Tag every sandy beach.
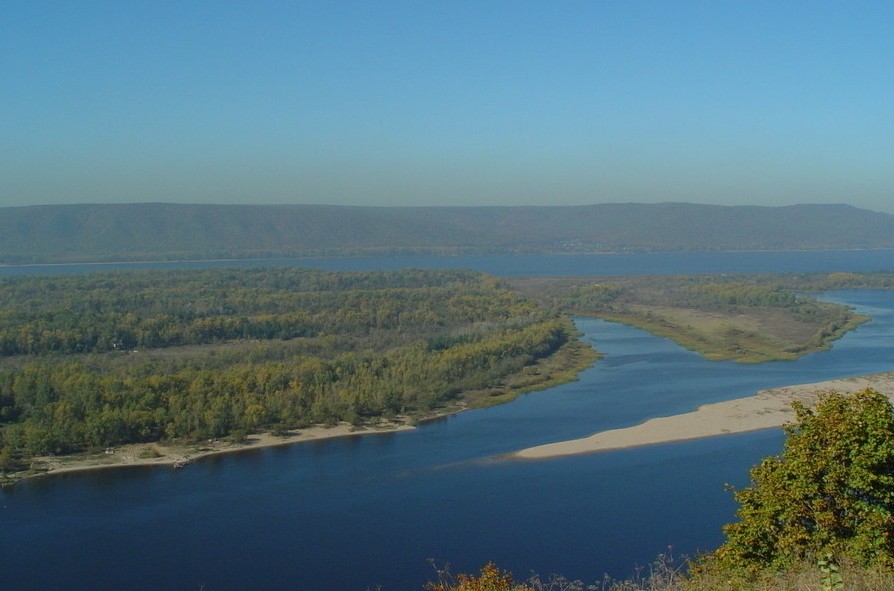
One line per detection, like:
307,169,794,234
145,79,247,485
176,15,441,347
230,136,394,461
16,372,894,481
21,421,415,481
513,372,894,460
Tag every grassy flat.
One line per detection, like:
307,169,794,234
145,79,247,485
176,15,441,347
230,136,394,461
508,273,873,364
598,304,867,363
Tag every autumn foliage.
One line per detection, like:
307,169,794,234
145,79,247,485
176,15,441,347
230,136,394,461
425,562,533,591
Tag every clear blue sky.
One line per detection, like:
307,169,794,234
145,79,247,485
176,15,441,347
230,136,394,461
3,1,893,212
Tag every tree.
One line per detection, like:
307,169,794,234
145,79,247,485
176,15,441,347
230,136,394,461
0,443,17,473
712,388,894,571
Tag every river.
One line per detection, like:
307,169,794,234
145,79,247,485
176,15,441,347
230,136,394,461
1,252,894,590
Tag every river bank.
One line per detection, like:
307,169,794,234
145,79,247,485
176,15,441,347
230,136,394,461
512,372,894,459
15,371,894,481
3,421,415,485
0,337,597,487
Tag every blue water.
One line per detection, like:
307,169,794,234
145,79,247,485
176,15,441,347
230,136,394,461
1,254,894,590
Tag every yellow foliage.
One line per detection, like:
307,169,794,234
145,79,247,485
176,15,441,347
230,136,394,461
425,562,533,591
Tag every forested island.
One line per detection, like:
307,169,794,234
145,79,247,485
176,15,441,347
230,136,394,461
0,267,594,481
0,266,886,483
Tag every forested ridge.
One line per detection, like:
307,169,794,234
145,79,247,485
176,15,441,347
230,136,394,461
2,202,894,263
0,268,587,473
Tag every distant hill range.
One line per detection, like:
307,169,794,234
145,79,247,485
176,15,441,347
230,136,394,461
1,202,893,263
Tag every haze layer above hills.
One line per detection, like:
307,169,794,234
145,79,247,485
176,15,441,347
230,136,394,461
1,202,892,263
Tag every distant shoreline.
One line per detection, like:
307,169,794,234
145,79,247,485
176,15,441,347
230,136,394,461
511,372,894,460
3,246,893,269
0,256,306,269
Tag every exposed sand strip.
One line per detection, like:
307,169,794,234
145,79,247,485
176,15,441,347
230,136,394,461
18,374,894,481
24,422,415,481
513,372,894,460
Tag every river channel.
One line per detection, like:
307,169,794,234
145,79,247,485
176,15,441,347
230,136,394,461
2,252,894,590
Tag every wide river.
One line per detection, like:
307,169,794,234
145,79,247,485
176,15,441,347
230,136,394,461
2,251,894,590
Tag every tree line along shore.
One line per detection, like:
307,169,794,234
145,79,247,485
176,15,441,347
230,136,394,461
0,267,596,483
2,267,892,484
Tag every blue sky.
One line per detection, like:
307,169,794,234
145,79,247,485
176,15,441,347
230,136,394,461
3,1,893,212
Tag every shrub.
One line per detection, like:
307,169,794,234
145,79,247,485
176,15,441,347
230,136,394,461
710,388,894,572
426,562,533,591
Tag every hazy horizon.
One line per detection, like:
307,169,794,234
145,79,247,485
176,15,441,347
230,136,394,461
0,200,890,215
4,3,894,214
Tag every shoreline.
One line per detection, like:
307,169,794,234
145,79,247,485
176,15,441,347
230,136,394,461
6,421,416,485
3,246,891,266
10,372,894,483
1,336,594,487
511,372,894,460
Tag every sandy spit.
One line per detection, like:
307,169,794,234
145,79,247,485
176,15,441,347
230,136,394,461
512,372,894,460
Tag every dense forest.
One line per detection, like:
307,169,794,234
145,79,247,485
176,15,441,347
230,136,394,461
0,268,588,473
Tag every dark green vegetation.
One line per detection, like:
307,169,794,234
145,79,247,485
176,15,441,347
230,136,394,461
427,390,894,591
0,268,593,476
713,389,894,572
509,273,880,362
690,388,894,591
2,202,894,263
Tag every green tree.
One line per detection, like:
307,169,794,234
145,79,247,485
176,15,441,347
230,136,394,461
0,442,18,472
713,388,894,572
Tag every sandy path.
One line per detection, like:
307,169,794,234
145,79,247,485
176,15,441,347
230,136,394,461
512,372,894,460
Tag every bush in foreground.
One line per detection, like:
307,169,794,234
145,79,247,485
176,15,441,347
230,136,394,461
708,388,894,572
427,555,894,591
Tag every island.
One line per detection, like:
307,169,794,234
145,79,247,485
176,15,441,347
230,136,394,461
0,267,595,484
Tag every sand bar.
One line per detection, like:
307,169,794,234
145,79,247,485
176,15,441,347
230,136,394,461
513,372,894,460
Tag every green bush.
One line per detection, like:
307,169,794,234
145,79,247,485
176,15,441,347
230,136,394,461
711,388,894,572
